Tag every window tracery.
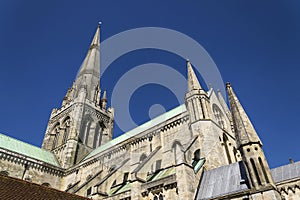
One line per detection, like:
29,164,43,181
212,104,226,129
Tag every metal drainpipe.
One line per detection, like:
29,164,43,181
21,163,29,180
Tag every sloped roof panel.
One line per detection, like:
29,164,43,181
85,104,187,160
196,161,249,200
271,161,300,183
0,133,59,167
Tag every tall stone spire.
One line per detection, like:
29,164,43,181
226,83,279,194
75,23,101,102
226,82,262,148
42,24,114,168
187,59,202,91
185,60,211,125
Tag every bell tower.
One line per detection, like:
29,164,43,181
42,24,114,168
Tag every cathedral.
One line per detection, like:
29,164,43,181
0,25,299,200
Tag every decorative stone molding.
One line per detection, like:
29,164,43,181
141,174,177,194
161,116,189,132
278,180,300,195
49,106,73,123
84,106,110,124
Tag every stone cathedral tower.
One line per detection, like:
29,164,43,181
1,24,300,200
42,24,114,168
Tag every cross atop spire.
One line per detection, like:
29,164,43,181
226,83,262,148
187,59,202,92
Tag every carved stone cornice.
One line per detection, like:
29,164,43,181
84,106,110,124
277,179,300,195
160,115,189,132
141,174,176,193
49,105,73,124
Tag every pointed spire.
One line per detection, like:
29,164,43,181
226,83,262,148
187,59,202,92
74,24,101,101
77,24,100,77
90,22,101,48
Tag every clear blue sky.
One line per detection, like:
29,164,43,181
0,1,299,168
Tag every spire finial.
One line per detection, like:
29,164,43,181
226,82,231,88
102,90,107,101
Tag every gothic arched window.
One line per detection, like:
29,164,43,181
62,117,71,144
212,104,226,129
79,115,93,145
93,123,101,148
51,123,60,149
172,141,183,165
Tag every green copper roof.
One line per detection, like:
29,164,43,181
85,104,186,160
194,158,206,174
108,185,122,196
108,182,131,196
0,133,60,167
147,167,176,182
115,182,131,194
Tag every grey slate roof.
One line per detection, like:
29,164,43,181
271,161,300,183
195,161,249,200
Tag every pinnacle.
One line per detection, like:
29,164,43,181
187,60,202,91
226,83,262,148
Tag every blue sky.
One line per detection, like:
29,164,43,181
0,1,299,168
